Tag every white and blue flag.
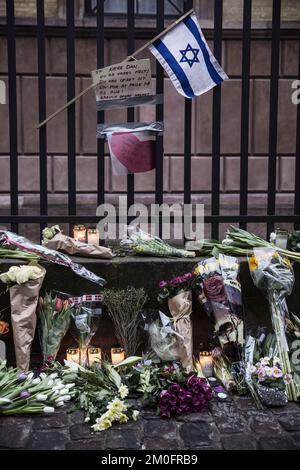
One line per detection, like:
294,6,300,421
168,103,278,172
149,12,228,98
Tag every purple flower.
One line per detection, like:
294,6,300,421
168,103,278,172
18,372,28,382
192,395,206,410
168,384,182,395
183,272,192,281
214,386,226,395
20,390,31,399
158,280,168,289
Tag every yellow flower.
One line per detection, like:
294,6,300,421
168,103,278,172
118,384,129,399
248,256,258,272
118,413,129,424
107,398,127,414
92,414,112,431
132,410,140,421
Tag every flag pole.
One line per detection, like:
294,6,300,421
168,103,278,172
36,8,194,129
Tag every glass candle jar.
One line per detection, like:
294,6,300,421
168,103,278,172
88,346,102,365
199,351,213,378
73,224,86,242
275,228,289,250
87,228,99,246
66,347,80,364
111,347,125,366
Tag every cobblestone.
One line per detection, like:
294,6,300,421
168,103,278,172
0,400,299,450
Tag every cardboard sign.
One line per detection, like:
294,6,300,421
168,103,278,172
91,59,152,102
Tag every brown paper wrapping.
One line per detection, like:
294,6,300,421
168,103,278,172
45,233,113,259
10,265,46,371
168,290,193,372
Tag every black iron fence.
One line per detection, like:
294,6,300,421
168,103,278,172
1,0,300,240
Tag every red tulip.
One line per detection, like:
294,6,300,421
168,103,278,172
54,298,63,312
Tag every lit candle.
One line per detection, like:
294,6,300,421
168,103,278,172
199,351,213,378
73,224,86,242
66,347,79,364
88,346,102,365
111,347,125,365
87,228,99,246
275,228,289,249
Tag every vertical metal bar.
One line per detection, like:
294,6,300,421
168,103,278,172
239,0,252,230
6,0,18,233
267,0,281,235
97,0,105,206
294,40,300,229
211,0,223,240
37,0,47,234
155,0,164,237
66,0,76,218
183,0,193,208
127,0,135,212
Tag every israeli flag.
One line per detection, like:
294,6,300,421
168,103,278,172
149,13,228,98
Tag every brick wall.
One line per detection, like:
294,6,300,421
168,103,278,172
0,2,299,240
0,0,59,17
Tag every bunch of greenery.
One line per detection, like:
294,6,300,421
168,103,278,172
103,287,148,357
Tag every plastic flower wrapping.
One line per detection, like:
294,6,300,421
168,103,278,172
0,263,46,371
194,255,244,361
248,248,299,401
157,272,194,372
38,291,74,365
143,310,182,362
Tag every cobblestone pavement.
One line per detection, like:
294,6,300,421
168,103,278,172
0,397,300,450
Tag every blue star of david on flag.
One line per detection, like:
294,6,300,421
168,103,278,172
179,43,200,68
149,12,228,98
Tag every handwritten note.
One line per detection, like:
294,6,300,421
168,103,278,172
91,59,152,102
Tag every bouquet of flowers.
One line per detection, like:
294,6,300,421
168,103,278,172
212,347,237,393
103,287,148,357
0,360,75,416
70,295,103,367
158,374,212,418
61,358,140,431
136,356,188,406
251,355,290,407
38,291,73,365
42,225,113,259
0,230,106,286
194,254,244,365
0,263,46,371
249,247,298,401
157,272,194,371
120,227,196,258
142,310,183,362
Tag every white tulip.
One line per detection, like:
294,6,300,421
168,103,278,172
32,377,41,385
53,384,64,391
49,373,58,379
58,395,71,402
46,379,54,387
55,401,65,407
27,372,34,380
0,398,12,404
43,406,55,414
36,394,48,401
65,383,75,390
